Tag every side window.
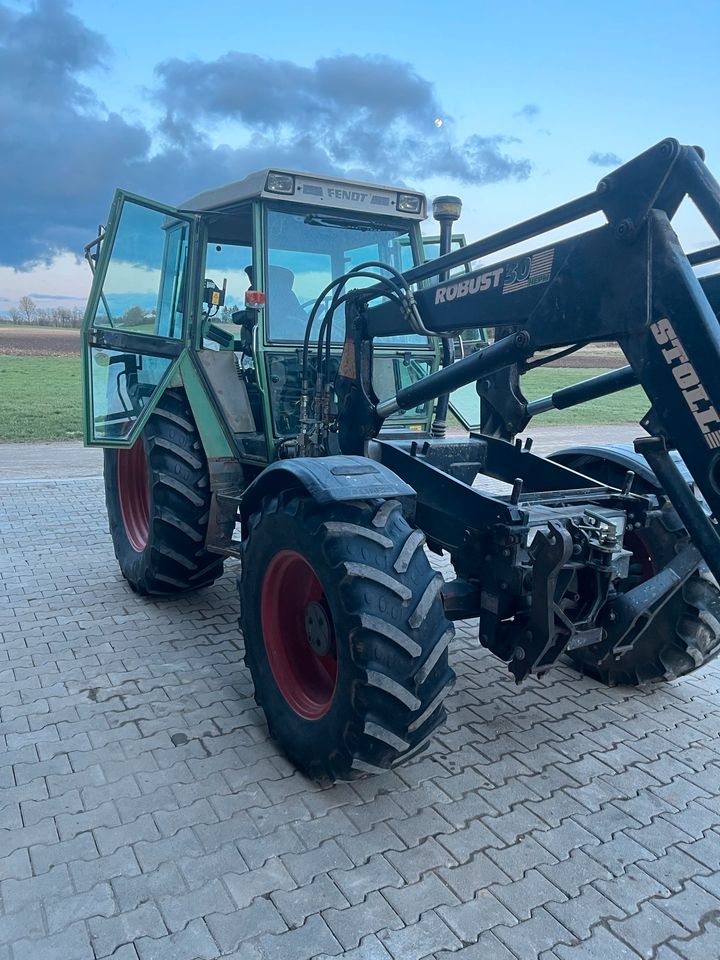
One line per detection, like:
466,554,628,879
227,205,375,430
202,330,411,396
84,197,191,444
155,226,188,338
205,242,252,321
93,203,188,338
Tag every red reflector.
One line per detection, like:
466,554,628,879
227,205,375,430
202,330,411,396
245,290,266,307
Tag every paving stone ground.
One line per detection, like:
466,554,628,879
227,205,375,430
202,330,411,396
1,430,719,960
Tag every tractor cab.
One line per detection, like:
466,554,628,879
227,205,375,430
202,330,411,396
82,168,477,464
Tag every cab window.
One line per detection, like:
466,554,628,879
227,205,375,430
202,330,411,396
265,208,418,343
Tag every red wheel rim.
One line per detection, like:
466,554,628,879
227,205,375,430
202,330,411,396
261,550,338,719
117,441,150,552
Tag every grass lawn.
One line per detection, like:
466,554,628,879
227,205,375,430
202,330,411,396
0,356,83,441
0,355,647,442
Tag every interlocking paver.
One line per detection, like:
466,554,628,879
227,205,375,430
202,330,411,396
485,835,556,880
13,920,94,960
652,878,720,933
30,830,98,873
133,827,204,872
1,862,72,912
382,873,459,925
88,901,167,957
3,446,720,960
436,891,517,940
324,891,404,950
376,910,462,960
0,817,58,857
0,903,46,944
438,849,511,897
112,861,187,911
670,918,720,959
45,881,117,932
545,884,625,940
284,837,354,883
554,928,646,958
490,868,567,921
20,788,82,826
255,913,343,960
224,857,295,909
608,902,689,959
206,898,287,953
494,908,576,959
536,848,612,897
159,876,235,931
331,853,404,905
57,800,121,839
135,918,219,960
70,844,141,891
272,873,349,927
0,847,32,883
384,836,454,883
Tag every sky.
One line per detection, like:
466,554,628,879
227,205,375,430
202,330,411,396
1,0,719,312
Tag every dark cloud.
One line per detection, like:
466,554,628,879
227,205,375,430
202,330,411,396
0,0,151,266
155,53,435,135
588,151,623,167
514,104,540,121
153,51,531,188
0,2,532,269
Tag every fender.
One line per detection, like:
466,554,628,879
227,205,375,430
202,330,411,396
240,455,416,528
549,443,692,492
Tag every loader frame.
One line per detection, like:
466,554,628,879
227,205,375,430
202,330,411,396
319,138,720,679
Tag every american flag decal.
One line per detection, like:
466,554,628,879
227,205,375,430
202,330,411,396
705,429,720,450
503,248,555,295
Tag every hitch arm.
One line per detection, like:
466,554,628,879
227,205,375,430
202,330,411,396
600,542,702,664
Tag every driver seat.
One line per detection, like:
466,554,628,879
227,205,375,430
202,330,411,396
267,265,307,339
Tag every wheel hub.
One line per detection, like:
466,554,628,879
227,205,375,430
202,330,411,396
305,601,331,656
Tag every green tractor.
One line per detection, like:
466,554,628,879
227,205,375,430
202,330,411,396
82,170,473,778
82,143,720,780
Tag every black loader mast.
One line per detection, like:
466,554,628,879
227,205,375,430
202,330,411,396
336,139,720,587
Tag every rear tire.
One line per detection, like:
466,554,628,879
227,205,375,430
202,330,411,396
104,389,224,595
239,492,455,780
553,455,720,684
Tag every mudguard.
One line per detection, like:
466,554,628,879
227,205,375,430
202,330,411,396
550,442,692,491
240,455,416,526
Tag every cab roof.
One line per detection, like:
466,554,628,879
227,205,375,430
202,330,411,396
179,168,427,220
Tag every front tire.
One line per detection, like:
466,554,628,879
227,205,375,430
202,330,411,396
104,390,224,595
239,492,455,780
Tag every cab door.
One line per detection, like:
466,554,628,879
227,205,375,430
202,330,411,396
82,191,196,446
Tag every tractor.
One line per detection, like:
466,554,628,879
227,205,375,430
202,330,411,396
81,139,720,780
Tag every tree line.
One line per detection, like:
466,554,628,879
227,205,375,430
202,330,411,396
4,296,85,327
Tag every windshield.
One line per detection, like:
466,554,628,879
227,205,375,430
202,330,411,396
265,208,419,343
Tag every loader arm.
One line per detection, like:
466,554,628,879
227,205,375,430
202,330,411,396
336,139,720,586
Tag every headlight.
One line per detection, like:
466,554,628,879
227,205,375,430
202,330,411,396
266,173,295,194
397,193,422,214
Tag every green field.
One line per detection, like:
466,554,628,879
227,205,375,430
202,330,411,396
0,355,648,442
0,356,83,441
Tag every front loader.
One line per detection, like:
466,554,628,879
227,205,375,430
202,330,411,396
82,140,720,780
